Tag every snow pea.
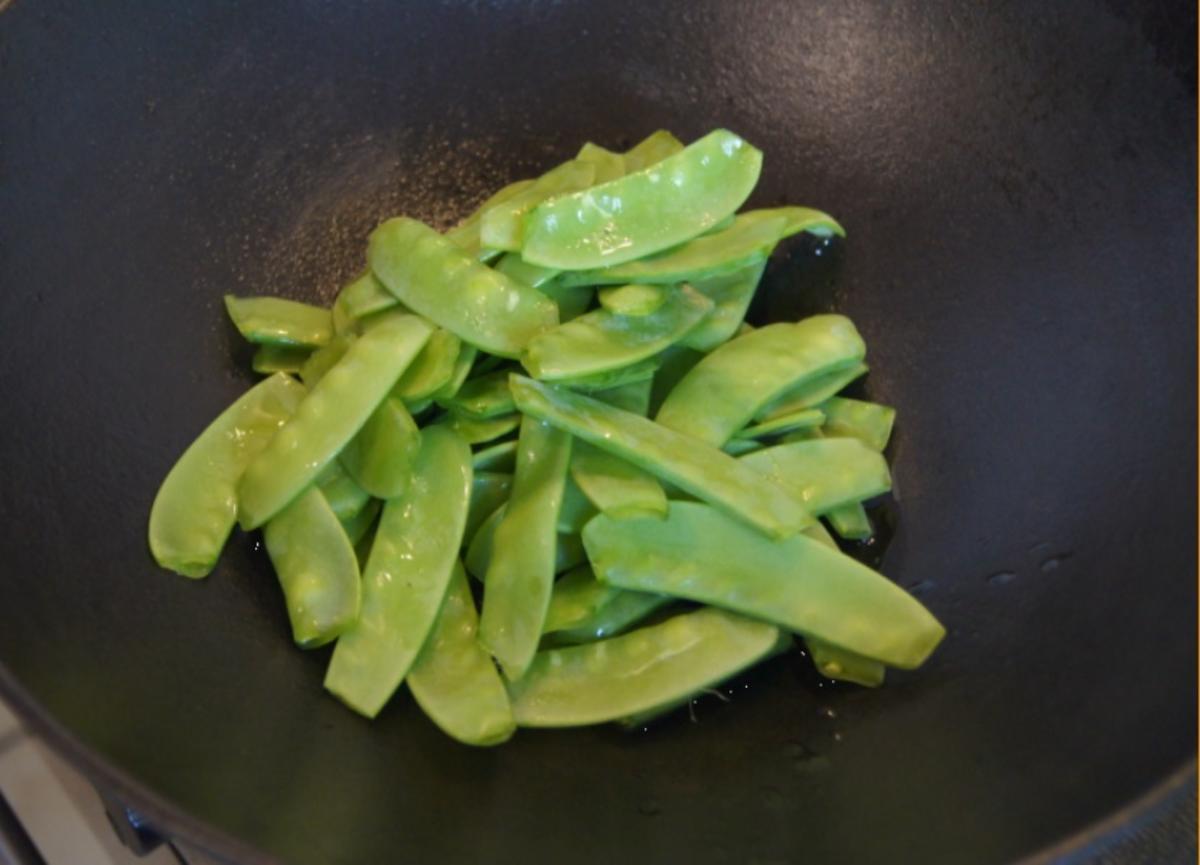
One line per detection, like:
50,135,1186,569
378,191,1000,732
439,410,520,446
544,590,671,646
339,496,381,547
584,502,944,669
437,370,513,418
510,375,811,539
827,502,873,540
369,217,559,358
224,295,333,348
471,440,517,473
656,316,866,445
734,408,825,441
576,142,626,183
392,329,462,402
263,487,361,648
478,417,573,680
721,438,764,457
298,333,354,387
340,272,399,320
593,377,653,416
237,315,434,529
521,129,763,270
149,373,305,578
570,442,667,519
521,283,712,381
331,291,355,337
541,565,669,646
338,397,421,499
445,178,536,261
756,362,869,420
740,438,891,515
494,256,595,323
556,532,588,574
466,471,513,541
316,460,371,522
509,607,782,727
820,396,896,451
481,159,596,252
597,283,667,316
467,504,583,579
324,426,473,718
648,344,704,414
621,129,684,172
551,354,660,392
430,343,477,402
682,260,768,352
558,474,598,534
251,344,311,375
406,564,516,746
494,253,560,289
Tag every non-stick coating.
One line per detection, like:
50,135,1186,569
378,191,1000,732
0,2,1194,864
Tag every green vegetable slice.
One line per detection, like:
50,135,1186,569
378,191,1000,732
820,396,896,451
826,501,874,540
251,344,311,375
224,295,333,348
481,159,596,252
756,362,869,420
471,440,517,472
570,442,667,519
445,179,536,261
734,408,826,441
338,397,421,499
465,471,513,540
339,272,400,321
621,130,685,172
740,437,892,515
576,142,626,183
439,410,520,446
392,328,462,402
437,370,513,418
681,261,768,352
597,283,667,316
298,333,354,387
316,460,371,522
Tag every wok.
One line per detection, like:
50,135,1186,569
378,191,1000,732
0,1,1194,863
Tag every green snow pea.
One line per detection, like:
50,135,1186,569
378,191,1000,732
439,410,521,446
324,426,473,718
340,272,400,320
224,295,333,348
826,502,873,540
299,333,354,387
558,474,598,534
522,283,712,381
466,471,513,541
391,328,462,402
597,283,667,316
263,487,361,647
734,408,826,441
576,142,626,183
493,255,595,323
681,260,768,352
339,497,381,547
521,129,763,270
510,375,811,539
648,344,704,414
406,563,516,746
480,159,596,252
584,502,944,668
740,438,891,515
316,460,371,522
369,217,558,358
338,397,421,499
541,565,670,646
478,417,573,680
593,377,653,415
656,316,866,445
331,291,355,337
149,373,305,578
570,442,668,519
437,370,513,418
820,396,896,451
544,592,671,646
621,130,684,172
445,178,537,261
471,440,517,472
721,438,764,457
494,253,560,289
467,505,583,580
556,532,588,573
237,315,433,529
757,362,869,420
430,343,478,402
509,607,782,727
551,354,660,392
251,344,311,375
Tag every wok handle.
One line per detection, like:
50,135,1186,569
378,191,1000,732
0,788,46,865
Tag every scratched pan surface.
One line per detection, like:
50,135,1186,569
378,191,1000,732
0,2,1194,864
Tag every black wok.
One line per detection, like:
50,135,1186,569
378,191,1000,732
0,2,1195,863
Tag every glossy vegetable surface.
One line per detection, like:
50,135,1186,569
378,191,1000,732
224,295,333,348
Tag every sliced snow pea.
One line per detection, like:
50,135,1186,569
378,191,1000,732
437,370,513,418
149,374,305,578
621,129,684,172
406,563,516,746
494,253,560,289
593,376,653,415
467,504,582,580
340,272,400,320
263,487,360,648
251,344,311,375
471,440,517,472
430,343,477,402
757,362,869,420
570,442,667,519
522,283,712,381
544,590,671,646
597,283,667,316
481,159,596,251
682,260,768,352
576,142,626,183
316,460,371,522
781,427,824,444
820,396,896,451
649,344,704,414
392,329,462,402
656,316,866,445
585,502,944,668
324,426,472,718
551,354,660,392
224,295,333,348
494,257,595,324
478,417,573,680
237,315,434,529
338,397,421,499
541,566,619,636
369,217,558,358
445,178,537,261
721,438,764,457
466,471,513,541
826,502,873,540
521,129,763,270
558,474,598,534
331,291,355,337
299,333,354,387
734,408,825,441
439,410,520,446
339,496,381,547
510,375,811,539
509,607,782,727
740,438,891,515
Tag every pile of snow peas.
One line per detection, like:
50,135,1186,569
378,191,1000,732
149,129,943,746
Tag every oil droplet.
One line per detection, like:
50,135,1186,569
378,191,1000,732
987,570,1017,586
637,801,662,817
832,731,844,743
817,706,838,720
1040,553,1071,572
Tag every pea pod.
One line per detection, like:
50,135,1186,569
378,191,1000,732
445,178,536,261
597,283,666,315
324,426,473,718
593,376,653,416
406,564,516,746
149,374,305,578
263,487,361,648
392,329,462,402
509,375,811,539
576,142,626,183
740,438,891,515
681,261,768,352
821,396,896,451
522,283,712,381
316,460,371,522
369,217,558,358
494,253,560,290
237,315,434,529
542,566,670,645
471,440,517,473
509,607,782,727
648,344,704,414
439,410,520,446
721,438,764,457
224,295,333,348
478,417,573,680
340,272,400,320
583,502,944,669
429,343,478,402
521,129,763,270
251,344,311,375
656,316,866,445
551,354,660,392
465,471,513,540
466,505,585,580
570,442,667,519
338,397,421,499
481,159,596,251
299,333,354,387
437,370,513,418
826,502,873,540
757,363,869,420
339,497,381,547
621,129,684,172
734,408,825,441
558,474,598,534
